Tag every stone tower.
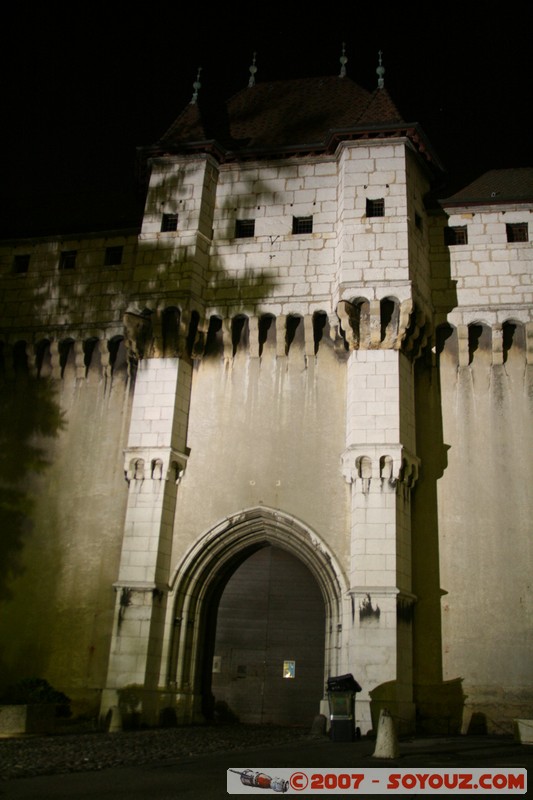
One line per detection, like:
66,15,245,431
97,65,437,733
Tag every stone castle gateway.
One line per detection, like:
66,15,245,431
1,59,532,735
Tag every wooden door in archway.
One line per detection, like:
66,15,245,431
211,545,325,726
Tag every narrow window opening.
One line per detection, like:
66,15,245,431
292,216,313,234
435,324,454,356
502,322,516,363
312,311,328,354
161,213,178,232
108,336,127,374
380,300,396,342
444,226,468,246
58,339,74,378
204,316,223,357
151,459,164,480
13,341,29,375
59,250,77,269
83,338,98,375
506,223,528,243
104,245,123,266
285,315,302,354
366,198,385,217
231,316,248,356
35,339,52,378
161,306,181,357
235,219,255,238
258,314,274,356
468,324,491,364
13,254,30,273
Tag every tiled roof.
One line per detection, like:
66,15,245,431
441,168,533,206
158,75,406,156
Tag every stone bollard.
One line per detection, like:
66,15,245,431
108,706,123,733
513,719,533,745
310,713,327,738
372,708,399,758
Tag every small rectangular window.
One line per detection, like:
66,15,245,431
104,245,123,266
506,223,528,243
59,250,77,269
292,215,313,234
366,198,385,217
444,226,468,246
415,212,423,231
161,213,178,232
235,219,255,238
13,254,30,274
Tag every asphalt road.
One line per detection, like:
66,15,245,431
1,735,531,799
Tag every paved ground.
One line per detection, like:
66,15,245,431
0,725,531,799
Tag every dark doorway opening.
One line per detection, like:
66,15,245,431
208,546,325,726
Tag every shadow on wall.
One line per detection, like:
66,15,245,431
409,220,464,735
133,167,280,318
369,678,465,736
0,366,65,602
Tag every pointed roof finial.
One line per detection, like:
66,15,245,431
248,52,258,87
376,50,385,89
339,42,348,78
190,66,202,104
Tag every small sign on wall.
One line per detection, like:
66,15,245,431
283,660,295,678
212,656,222,673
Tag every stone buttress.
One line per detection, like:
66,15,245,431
99,323,194,723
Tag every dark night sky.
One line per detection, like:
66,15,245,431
2,4,531,238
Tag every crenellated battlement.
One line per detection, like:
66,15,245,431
2,314,530,385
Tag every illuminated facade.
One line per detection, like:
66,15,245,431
1,62,531,734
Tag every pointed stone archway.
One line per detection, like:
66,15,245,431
164,506,348,725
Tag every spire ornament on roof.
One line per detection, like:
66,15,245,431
339,42,348,78
248,52,258,87
376,51,385,89
190,67,202,104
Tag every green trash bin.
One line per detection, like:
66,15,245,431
327,674,362,741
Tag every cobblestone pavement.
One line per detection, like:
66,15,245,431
0,724,313,780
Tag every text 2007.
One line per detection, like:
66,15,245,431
311,773,365,790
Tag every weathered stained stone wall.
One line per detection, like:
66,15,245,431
424,202,533,731
171,335,348,563
0,360,131,714
437,333,533,730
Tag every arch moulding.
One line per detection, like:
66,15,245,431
163,505,348,723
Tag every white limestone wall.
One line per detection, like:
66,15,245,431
104,357,192,704
118,359,189,586
437,342,533,730
345,349,402,449
169,341,349,579
141,156,218,240
136,155,218,300
209,158,339,313
342,348,417,731
442,206,532,318
0,232,137,333
433,203,533,731
336,141,409,296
